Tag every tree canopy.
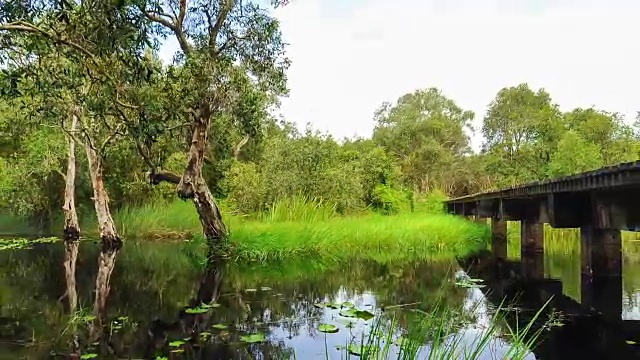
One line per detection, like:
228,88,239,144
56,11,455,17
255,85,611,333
1,1,639,227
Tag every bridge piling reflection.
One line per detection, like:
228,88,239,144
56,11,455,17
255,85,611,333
460,251,639,359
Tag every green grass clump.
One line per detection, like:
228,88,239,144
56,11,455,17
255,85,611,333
229,213,489,263
106,196,489,263
259,196,338,223
109,200,203,240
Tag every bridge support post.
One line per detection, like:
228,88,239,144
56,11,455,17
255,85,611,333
521,219,544,280
580,226,622,321
491,218,507,259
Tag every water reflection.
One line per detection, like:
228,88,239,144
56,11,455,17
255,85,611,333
461,249,640,359
0,243,482,358
5,237,640,359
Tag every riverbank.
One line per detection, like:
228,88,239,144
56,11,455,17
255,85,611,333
112,200,490,262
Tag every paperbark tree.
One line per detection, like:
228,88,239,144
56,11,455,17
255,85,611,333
62,110,81,312
126,0,290,243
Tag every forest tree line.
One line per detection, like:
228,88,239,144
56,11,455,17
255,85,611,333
1,1,639,231
2,81,639,226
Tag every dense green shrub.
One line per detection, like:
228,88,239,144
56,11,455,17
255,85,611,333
415,190,449,214
370,184,411,215
224,161,266,214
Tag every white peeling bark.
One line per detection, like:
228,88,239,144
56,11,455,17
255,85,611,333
177,102,228,241
62,111,81,313
84,140,121,319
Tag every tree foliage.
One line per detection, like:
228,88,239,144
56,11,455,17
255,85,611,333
373,88,474,193
1,1,640,225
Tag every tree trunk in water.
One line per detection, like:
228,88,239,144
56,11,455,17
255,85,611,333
145,255,225,358
177,103,227,241
63,112,81,313
84,141,122,320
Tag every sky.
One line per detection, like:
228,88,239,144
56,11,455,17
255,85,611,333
161,0,640,151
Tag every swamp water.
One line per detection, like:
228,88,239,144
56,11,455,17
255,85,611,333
1,238,640,359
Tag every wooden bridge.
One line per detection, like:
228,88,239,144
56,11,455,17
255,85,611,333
446,161,640,323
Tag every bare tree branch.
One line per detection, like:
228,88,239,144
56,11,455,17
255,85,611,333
100,123,126,153
232,134,250,159
149,169,182,185
209,0,235,53
140,4,192,55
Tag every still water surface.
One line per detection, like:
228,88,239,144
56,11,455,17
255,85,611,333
1,237,640,359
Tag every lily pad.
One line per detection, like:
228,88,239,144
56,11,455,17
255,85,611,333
318,324,339,333
260,286,272,291
185,307,208,314
169,340,185,347
212,323,228,330
240,333,266,343
341,302,355,309
314,302,326,309
348,344,377,356
339,309,358,318
80,354,98,359
355,310,375,321
245,288,257,293
326,302,341,309
627,340,637,345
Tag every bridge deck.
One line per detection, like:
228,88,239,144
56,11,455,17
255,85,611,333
445,161,640,230
446,160,640,204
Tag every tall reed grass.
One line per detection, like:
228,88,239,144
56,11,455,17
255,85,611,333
102,196,490,263
228,213,489,263
322,297,548,360
259,196,338,223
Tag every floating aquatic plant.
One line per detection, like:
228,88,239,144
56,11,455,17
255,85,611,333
318,324,339,333
240,333,266,343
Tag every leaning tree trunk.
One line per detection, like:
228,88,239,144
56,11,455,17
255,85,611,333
84,141,122,319
148,102,227,242
62,112,81,313
177,103,227,241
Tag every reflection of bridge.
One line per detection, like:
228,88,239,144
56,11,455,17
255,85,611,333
447,163,640,358
460,252,640,359
446,162,640,316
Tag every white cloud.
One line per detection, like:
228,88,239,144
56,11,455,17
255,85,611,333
157,1,640,150
272,0,640,149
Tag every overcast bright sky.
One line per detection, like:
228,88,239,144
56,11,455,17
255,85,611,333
161,0,640,150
